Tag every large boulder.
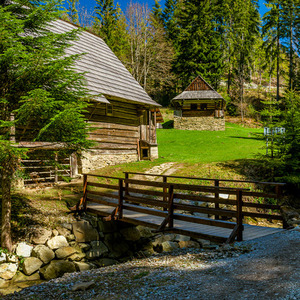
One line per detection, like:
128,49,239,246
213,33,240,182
12,272,40,283
178,240,200,249
152,234,176,246
162,241,179,252
40,260,76,280
30,228,52,245
74,262,96,272
22,257,43,276
32,245,55,264
98,219,118,233
72,220,99,242
0,263,18,280
86,241,108,260
120,227,141,241
136,226,153,238
16,242,33,257
47,236,69,250
55,246,78,259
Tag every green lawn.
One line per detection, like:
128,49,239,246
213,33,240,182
157,123,264,163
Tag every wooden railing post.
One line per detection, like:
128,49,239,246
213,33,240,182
236,190,243,241
82,174,88,210
124,172,129,196
163,176,168,211
214,179,220,220
118,179,124,219
168,184,174,228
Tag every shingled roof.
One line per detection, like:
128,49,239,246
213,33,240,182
171,75,223,103
50,19,160,107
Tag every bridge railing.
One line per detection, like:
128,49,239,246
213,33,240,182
80,173,285,242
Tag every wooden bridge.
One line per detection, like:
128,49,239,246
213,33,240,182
74,172,286,244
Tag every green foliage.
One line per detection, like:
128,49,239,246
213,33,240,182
174,0,226,89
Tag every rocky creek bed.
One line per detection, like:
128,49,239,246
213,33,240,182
2,228,299,300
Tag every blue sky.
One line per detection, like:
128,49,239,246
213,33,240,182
67,0,269,17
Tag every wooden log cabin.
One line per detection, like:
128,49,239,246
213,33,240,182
16,20,161,185
171,75,225,131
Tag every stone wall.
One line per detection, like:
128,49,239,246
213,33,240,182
81,150,138,173
174,116,225,131
0,215,215,293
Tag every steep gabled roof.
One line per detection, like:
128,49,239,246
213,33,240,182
171,75,223,103
50,19,160,107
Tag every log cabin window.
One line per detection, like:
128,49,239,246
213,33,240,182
106,104,113,116
200,103,207,110
191,104,198,110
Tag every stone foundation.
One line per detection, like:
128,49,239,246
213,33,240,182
149,144,159,159
174,116,225,131
81,150,138,173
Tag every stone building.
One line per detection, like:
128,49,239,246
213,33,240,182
171,75,225,131
17,20,161,184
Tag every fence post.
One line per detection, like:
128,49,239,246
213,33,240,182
54,152,58,183
163,176,168,211
214,179,220,220
236,189,243,241
118,179,124,219
124,172,129,196
82,174,88,211
168,184,174,228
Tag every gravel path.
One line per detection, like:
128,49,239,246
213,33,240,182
4,229,300,300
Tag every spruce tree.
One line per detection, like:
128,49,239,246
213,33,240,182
175,0,226,89
0,0,90,250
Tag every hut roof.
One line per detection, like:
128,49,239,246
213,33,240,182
50,20,160,107
171,75,223,103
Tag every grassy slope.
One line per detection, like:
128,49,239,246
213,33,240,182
157,123,264,163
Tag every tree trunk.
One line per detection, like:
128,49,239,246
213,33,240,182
1,156,13,252
276,4,280,101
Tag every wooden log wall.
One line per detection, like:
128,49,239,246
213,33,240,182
86,99,140,127
87,121,139,155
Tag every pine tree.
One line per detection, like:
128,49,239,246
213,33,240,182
175,0,226,89
93,0,117,45
0,0,90,250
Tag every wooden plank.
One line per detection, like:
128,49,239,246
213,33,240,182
90,143,137,150
173,214,235,229
87,135,137,144
242,202,280,210
127,187,165,197
124,195,168,208
87,182,119,190
173,203,236,218
173,193,237,205
122,204,167,217
87,149,137,155
242,211,283,220
87,190,119,199
86,197,118,207
125,178,167,188
243,191,277,198
89,129,139,138
87,122,139,131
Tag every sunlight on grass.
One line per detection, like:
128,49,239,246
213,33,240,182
157,123,264,163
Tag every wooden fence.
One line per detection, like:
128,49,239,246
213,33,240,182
78,173,285,243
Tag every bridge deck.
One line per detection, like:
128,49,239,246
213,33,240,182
86,202,284,243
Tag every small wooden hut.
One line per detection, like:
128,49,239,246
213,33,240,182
16,20,161,184
171,75,225,131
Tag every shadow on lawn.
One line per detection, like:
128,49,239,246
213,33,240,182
228,135,263,141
